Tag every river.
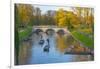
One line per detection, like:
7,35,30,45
18,32,93,65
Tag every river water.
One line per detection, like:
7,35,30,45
18,32,93,65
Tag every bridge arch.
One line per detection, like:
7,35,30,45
45,29,55,35
35,29,44,35
57,29,65,35
32,26,69,35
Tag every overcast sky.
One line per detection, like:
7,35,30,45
32,5,73,14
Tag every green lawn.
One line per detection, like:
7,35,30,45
71,31,94,49
19,26,32,41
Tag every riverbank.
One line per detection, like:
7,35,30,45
71,31,94,49
19,26,32,42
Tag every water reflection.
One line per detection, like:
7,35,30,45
56,35,67,53
18,31,93,65
18,41,32,65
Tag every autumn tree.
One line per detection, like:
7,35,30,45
17,4,34,27
72,7,94,28
83,8,94,27
55,8,68,27
55,8,80,30
72,7,83,22
66,11,80,29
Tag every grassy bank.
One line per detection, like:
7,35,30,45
71,31,94,49
19,26,32,41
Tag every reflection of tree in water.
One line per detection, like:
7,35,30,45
66,35,74,46
56,34,93,61
56,34,75,53
56,34,92,54
56,35,68,53
18,41,32,65
72,55,92,61
72,42,85,52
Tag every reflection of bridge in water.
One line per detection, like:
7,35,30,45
32,26,70,34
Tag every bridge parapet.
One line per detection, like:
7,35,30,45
32,26,69,34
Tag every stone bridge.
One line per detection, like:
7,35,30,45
32,26,70,34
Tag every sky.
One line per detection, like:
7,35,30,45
32,5,73,14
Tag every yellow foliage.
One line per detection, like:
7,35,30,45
17,4,33,25
55,8,67,27
56,36,67,52
55,8,81,28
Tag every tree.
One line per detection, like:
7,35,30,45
34,7,41,25
67,11,81,29
55,8,81,30
72,7,84,24
55,8,68,27
83,8,94,27
46,10,56,25
15,4,19,65
72,7,94,29
17,4,34,27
